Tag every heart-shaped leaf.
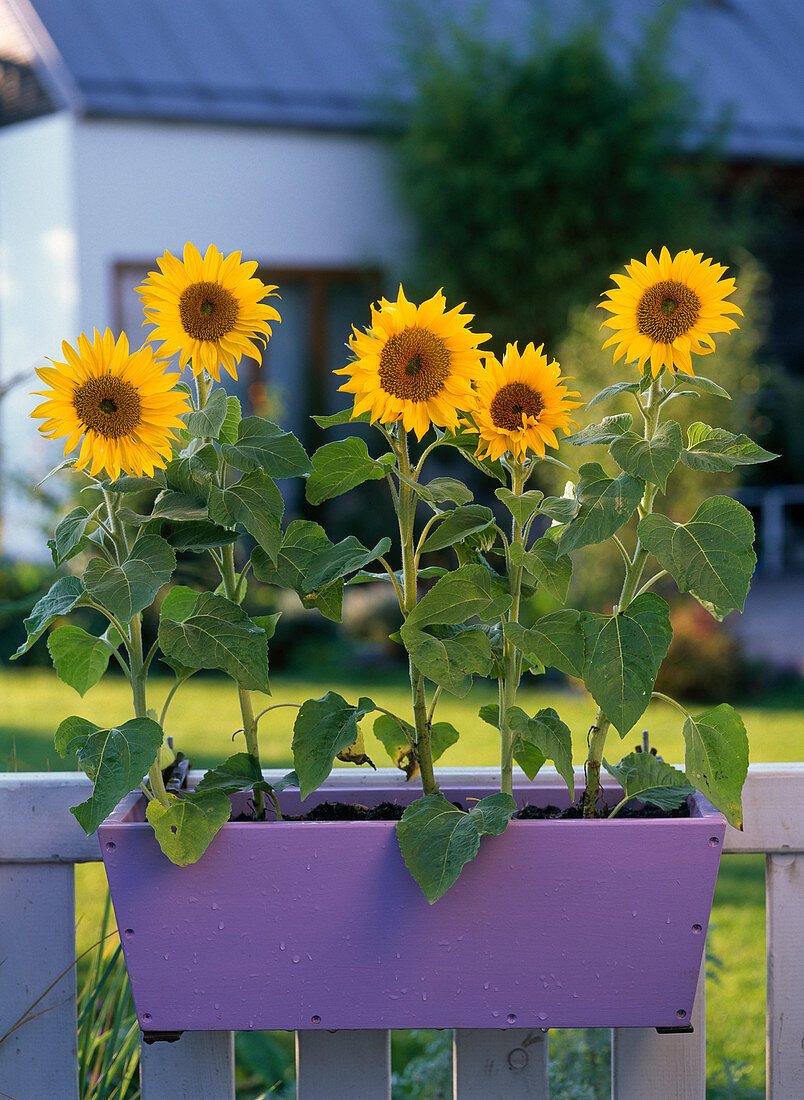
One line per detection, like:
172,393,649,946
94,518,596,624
195,753,276,796
49,507,93,566
222,417,310,478
47,625,112,696
558,462,643,553
420,505,495,553
397,792,516,903
146,790,232,865
292,693,376,799
510,537,573,602
56,715,163,834
604,751,694,813
505,612,585,678
581,593,672,737
12,576,86,658
680,422,778,473
569,414,633,446
306,437,388,505
507,705,574,795
186,387,228,439
158,592,270,691
609,420,683,492
638,496,756,619
682,703,748,829
208,469,284,561
83,535,176,622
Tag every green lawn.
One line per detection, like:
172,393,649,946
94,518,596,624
4,665,796,1093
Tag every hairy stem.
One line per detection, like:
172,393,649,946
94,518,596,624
582,378,663,817
499,462,525,796
397,429,438,795
221,541,266,818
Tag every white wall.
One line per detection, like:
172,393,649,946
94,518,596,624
0,113,412,559
72,118,412,334
0,111,78,559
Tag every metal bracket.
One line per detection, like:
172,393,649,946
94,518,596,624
655,1025,694,1035
141,1030,185,1045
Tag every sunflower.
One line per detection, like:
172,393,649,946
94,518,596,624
469,342,583,462
32,329,190,481
334,286,490,440
598,247,743,378
137,243,281,382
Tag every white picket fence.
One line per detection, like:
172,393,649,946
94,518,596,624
1,765,802,1100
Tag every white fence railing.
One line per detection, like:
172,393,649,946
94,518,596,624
1,765,803,1099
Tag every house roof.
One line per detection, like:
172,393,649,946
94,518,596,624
6,0,804,162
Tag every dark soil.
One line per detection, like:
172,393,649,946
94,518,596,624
514,800,691,820
233,798,691,822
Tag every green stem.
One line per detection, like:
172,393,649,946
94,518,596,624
397,428,438,795
194,370,213,410
582,377,663,818
221,541,266,818
499,463,525,797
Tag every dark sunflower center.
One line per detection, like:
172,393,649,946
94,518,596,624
636,279,700,343
178,281,239,342
490,381,544,431
378,326,451,402
73,375,141,439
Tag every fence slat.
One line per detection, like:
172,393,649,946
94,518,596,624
139,1031,235,1099
296,1030,391,1099
611,967,705,1099
453,1028,549,1098
766,851,804,1099
0,863,78,1100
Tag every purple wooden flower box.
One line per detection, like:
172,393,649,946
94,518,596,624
99,781,725,1032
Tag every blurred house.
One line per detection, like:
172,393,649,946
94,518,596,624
0,0,803,560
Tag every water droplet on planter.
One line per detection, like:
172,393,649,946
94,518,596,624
311,1015,321,1025
279,942,286,951
483,982,490,990
163,953,170,961
507,1013,517,1024
211,903,219,910
537,1012,547,1021
124,928,134,938
217,922,225,931
421,992,427,1002
492,1010,500,1018
292,956,301,964
691,923,703,934
632,910,638,917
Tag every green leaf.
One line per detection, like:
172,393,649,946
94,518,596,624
420,505,495,553
430,721,460,761
186,387,228,439
478,703,499,728
219,395,243,445
166,445,219,499
252,612,281,639
682,703,748,829
505,612,585,678
146,790,232,865
674,375,731,400
164,521,239,552
310,406,371,429
538,496,579,524
494,488,544,527
609,420,683,492
251,520,345,622
12,576,86,658
291,693,376,799
150,491,209,523
195,752,275,796
50,507,93,566
603,752,694,812
569,414,633,446
680,422,778,473
160,585,199,622
418,477,474,506
397,792,516,903
208,469,284,562
304,536,392,591
158,592,270,691
510,537,573,602
440,426,507,483
581,593,672,737
221,417,310,479
558,462,643,554
403,564,511,632
638,496,756,619
56,715,164,835
402,623,494,696
106,471,166,492
305,437,388,505
47,625,112,696
585,381,640,409
373,713,415,768
507,705,574,795
83,535,176,622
